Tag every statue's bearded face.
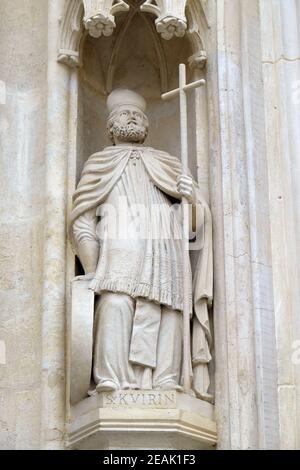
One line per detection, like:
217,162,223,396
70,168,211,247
108,106,149,144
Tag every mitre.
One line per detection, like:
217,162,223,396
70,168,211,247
107,89,147,115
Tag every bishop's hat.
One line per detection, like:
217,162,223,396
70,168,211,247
107,89,147,116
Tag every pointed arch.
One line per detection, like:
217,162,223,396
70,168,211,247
106,8,168,93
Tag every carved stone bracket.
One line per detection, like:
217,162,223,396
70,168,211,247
141,0,188,40
58,0,84,68
188,50,207,70
83,0,130,38
58,49,81,68
185,3,208,71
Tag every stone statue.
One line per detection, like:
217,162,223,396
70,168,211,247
69,89,213,401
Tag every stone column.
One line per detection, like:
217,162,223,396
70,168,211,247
260,0,300,450
208,0,279,449
0,0,48,449
40,0,71,450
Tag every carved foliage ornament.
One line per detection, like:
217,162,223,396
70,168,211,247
58,0,192,68
83,0,129,38
83,0,188,40
141,0,188,40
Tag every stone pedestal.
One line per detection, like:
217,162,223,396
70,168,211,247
67,391,217,450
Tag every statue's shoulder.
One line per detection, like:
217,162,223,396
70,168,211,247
145,147,179,159
146,146,167,154
84,146,119,163
89,146,117,157
145,147,181,165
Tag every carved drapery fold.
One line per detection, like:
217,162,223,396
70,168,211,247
140,0,188,40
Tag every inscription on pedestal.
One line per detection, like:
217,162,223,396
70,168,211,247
102,390,177,409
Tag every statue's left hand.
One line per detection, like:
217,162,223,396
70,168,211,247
177,175,195,204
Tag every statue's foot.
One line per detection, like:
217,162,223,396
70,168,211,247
96,380,118,393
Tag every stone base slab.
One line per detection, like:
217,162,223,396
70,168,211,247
67,391,217,450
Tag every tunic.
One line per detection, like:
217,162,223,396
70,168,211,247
73,148,188,312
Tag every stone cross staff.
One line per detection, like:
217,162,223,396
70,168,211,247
161,64,206,392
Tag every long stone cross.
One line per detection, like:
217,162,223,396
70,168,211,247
161,64,206,393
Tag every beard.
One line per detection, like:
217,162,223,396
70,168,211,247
111,122,147,144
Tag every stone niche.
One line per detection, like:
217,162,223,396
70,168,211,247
76,0,207,184
65,0,216,450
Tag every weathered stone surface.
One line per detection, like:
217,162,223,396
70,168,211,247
1,0,300,451
102,390,177,409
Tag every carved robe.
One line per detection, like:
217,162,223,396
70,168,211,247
70,145,213,400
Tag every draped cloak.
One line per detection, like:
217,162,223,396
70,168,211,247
69,145,213,399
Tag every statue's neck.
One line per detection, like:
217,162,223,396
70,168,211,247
105,143,153,152
114,142,145,148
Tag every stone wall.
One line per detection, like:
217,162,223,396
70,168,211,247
260,0,300,449
0,0,48,449
0,0,299,450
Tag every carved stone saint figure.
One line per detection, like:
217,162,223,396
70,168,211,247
69,89,213,401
